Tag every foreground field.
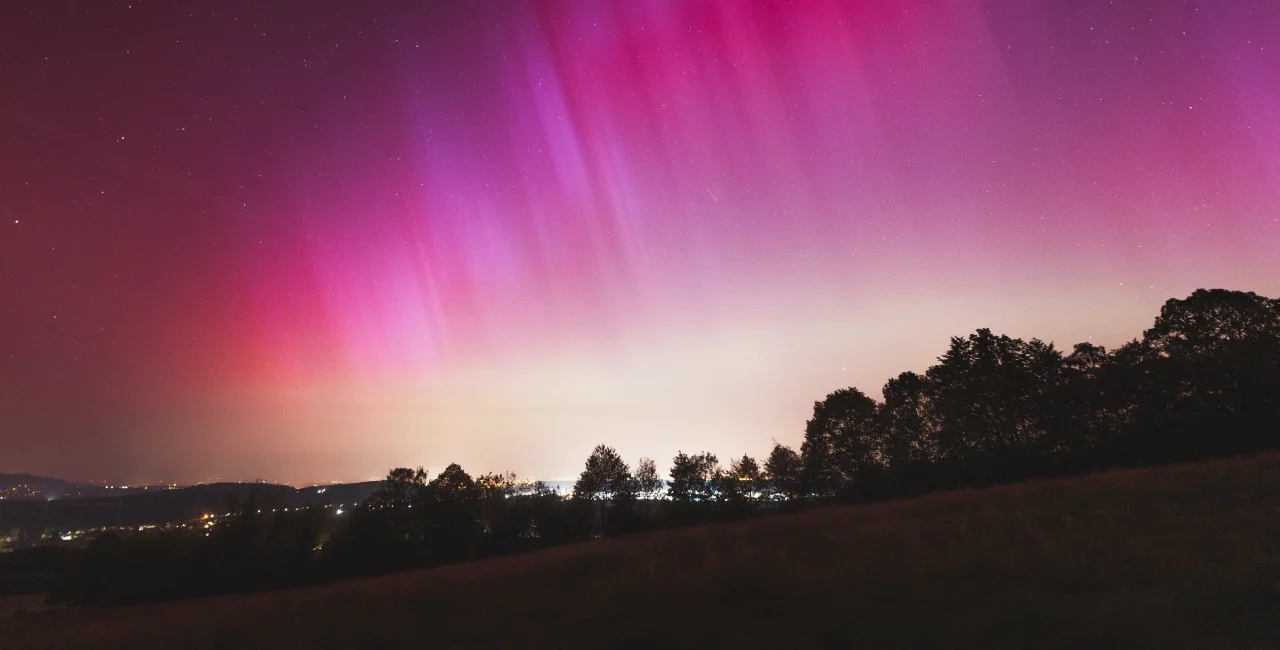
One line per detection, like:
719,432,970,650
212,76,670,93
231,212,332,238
3,455,1279,649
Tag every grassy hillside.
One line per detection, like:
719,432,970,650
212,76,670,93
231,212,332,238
2,455,1278,649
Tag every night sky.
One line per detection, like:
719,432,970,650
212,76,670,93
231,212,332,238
2,0,1278,484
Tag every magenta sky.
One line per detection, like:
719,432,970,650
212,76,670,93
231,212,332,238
2,0,1278,484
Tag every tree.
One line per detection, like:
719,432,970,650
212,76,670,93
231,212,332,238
474,471,517,535
369,467,428,509
633,457,664,498
572,445,633,501
801,388,881,495
763,443,804,501
1143,289,1280,357
1130,289,1280,458
572,445,640,536
1043,342,1123,456
476,471,516,500
420,464,482,561
878,372,936,468
516,481,580,545
428,463,478,501
719,454,762,502
667,452,719,503
924,329,1063,461
331,466,433,572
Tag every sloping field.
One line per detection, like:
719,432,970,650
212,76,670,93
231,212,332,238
3,455,1278,649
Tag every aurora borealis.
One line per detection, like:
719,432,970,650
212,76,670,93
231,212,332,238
3,0,1279,484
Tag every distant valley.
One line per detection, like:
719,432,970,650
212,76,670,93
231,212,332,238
0,474,380,541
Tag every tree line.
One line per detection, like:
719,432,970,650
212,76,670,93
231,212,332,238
26,288,1280,605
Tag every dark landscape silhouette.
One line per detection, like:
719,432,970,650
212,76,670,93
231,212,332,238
2,288,1277,623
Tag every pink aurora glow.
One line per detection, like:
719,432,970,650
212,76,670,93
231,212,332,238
3,0,1278,483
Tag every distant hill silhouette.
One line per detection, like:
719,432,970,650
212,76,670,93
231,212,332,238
0,474,101,500
0,481,380,533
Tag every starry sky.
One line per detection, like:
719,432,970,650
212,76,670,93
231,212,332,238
2,0,1278,485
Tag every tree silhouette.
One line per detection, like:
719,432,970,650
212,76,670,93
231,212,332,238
763,443,804,501
476,471,516,500
667,452,719,503
802,388,880,495
1129,289,1280,459
1043,342,1120,456
878,371,936,468
573,445,632,501
572,445,639,535
369,466,428,509
633,457,664,498
428,463,478,498
924,329,1063,461
719,454,762,502
1144,289,1280,356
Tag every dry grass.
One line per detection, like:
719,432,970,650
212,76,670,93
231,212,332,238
0,595,48,618
2,455,1279,649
